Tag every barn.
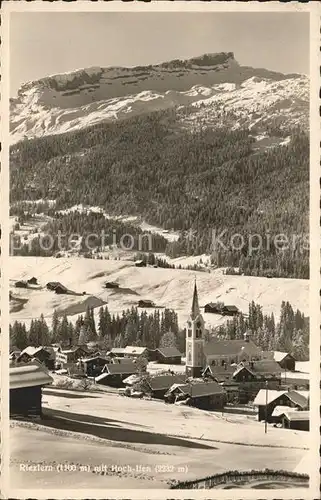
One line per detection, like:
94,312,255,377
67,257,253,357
46,282,68,294
146,374,187,399
253,389,309,423
95,362,138,387
221,305,239,316
204,303,223,314
27,277,38,285
165,380,227,410
10,362,53,419
153,346,182,365
273,351,296,371
281,410,309,431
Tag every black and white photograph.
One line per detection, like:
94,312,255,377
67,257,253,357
2,2,320,497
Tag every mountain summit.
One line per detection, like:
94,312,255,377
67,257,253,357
10,53,308,143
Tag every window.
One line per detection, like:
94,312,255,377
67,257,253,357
196,328,202,339
188,329,192,338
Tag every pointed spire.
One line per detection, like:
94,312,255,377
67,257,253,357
191,278,200,320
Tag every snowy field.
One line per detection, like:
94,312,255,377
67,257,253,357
10,388,308,489
9,257,309,328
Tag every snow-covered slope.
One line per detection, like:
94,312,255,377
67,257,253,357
10,52,308,143
10,257,309,328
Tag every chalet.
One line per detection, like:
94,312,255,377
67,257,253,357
95,362,138,387
165,380,227,410
273,351,296,371
134,260,146,267
55,347,88,367
202,363,238,383
79,356,109,377
17,347,53,369
280,410,309,431
138,300,155,308
10,362,53,419
27,277,38,285
146,374,187,399
203,334,264,367
204,303,223,314
110,357,136,365
221,305,239,316
105,281,119,289
15,280,28,289
151,346,182,365
123,346,149,358
46,282,68,294
253,389,309,423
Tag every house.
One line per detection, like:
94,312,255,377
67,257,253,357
273,351,296,371
151,346,182,365
46,282,68,294
253,389,309,423
280,410,309,431
138,300,155,308
203,335,264,367
95,362,138,387
109,348,127,358
165,380,227,410
10,362,53,418
79,356,109,377
221,305,239,316
146,374,187,399
134,260,146,267
15,280,28,288
27,277,38,285
105,281,119,289
204,303,223,314
202,363,238,383
17,347,53,368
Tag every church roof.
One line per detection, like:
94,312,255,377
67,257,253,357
191,280,200,320
203,339,262,357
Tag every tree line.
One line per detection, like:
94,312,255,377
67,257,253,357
213,300,309,361
10,106,309,278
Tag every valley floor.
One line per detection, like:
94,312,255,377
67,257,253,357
10,388,308,490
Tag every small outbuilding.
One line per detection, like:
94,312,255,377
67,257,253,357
221,305,239,316
281,410,309,431
104,281,119,289
10,362,53,419
15,280,28,289
138,300,155,308
27,277,38,285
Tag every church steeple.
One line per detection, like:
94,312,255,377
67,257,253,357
191,279,200,319
186,279,205,378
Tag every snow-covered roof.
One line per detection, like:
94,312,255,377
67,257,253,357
273,351,293,362
10,362,53,390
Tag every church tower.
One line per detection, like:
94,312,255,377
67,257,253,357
185,280,205,378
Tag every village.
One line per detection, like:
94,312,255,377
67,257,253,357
9,270,310,489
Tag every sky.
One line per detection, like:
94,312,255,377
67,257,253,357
10,12,309,96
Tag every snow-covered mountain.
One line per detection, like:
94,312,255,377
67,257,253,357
10,52,308,143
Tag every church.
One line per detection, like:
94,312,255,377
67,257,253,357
185,281,264,378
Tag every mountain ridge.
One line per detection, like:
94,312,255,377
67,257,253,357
10,52,308,143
